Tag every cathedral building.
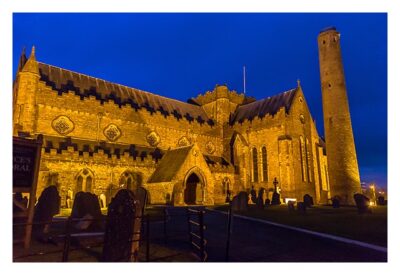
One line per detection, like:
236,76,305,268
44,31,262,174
13,27,360,206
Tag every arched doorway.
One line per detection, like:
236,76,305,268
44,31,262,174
184,173,203,205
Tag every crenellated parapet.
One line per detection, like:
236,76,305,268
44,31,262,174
190,84,255,106
41,136,162,167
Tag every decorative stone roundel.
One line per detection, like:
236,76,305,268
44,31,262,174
206,141,216,154
178,136,190,147
146,131,160,147
52,115,74,135
103,124,122,142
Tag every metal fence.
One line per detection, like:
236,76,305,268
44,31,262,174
13,207,208,262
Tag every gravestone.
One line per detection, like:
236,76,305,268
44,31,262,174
248,193,254,205
271,178,281,205
71,192,103,231
13,192,28,213
332,196,340,208
303,194,314,208
135,187,148,214
287,201,295,212
256,196,264,209
232,191,248,211
256,188,265,209
102,189,140,262
297,202,306,214
33,185,61,235
250,187,257,204
271,192,281,205
377,196,386,206
99,193,107,208
231,195,240,211
353,193,371,214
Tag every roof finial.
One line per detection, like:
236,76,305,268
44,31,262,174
297,79,301,88
21,45,39,74
29,45,36,60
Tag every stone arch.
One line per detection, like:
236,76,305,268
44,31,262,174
75,168,95,194
183,167,206,205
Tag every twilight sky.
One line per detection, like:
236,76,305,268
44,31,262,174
13,13,387,187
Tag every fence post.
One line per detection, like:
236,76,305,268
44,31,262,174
225,202,233,261
199,210,205,262
163,207,167,243
146,213,150,262
187,208,192,245
62,216,72,262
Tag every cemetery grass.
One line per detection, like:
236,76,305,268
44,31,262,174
57,206,165,221
211,204,387,247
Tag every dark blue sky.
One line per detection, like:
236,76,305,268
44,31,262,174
13,13,387,187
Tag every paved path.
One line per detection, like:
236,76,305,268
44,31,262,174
159,207,387,262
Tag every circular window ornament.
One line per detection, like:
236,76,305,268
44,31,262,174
146,131,160,147
205,141,216,154
52,115,74,135
104,124,122,142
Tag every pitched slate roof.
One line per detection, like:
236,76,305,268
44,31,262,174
37,62,214,125
147,146,193,183
229,87,298,124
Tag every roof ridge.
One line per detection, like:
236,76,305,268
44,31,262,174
237,87,298,108
37,61,203,108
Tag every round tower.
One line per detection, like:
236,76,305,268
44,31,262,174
317,27,361,204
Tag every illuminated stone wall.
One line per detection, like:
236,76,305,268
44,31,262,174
13,48,334,205
318,28,361,204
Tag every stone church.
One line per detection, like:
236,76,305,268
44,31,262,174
13,27,361,207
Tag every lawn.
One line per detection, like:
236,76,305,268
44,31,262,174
57,206,166,221
212,204,387,247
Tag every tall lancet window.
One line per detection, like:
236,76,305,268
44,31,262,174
305,138,311,182
262,146,268,182
300,136,307,182
252,147,258,182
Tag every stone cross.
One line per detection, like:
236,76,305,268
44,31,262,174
273,177,279,192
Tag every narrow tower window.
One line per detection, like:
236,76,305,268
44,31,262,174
262,146,268,182
252,147,258,182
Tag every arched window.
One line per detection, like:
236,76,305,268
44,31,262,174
76,168,94,193
119,171,141,191
222,177,231,194
252,147,258,182
262,147,268,182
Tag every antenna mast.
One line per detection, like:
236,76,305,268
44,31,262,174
243,65,246,95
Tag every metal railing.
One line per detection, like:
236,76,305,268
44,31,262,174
187,208,207,262
14,214,151,262
13,207,208,262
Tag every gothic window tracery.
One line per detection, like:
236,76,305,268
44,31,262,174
76,168,94,193
119,171,141,191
